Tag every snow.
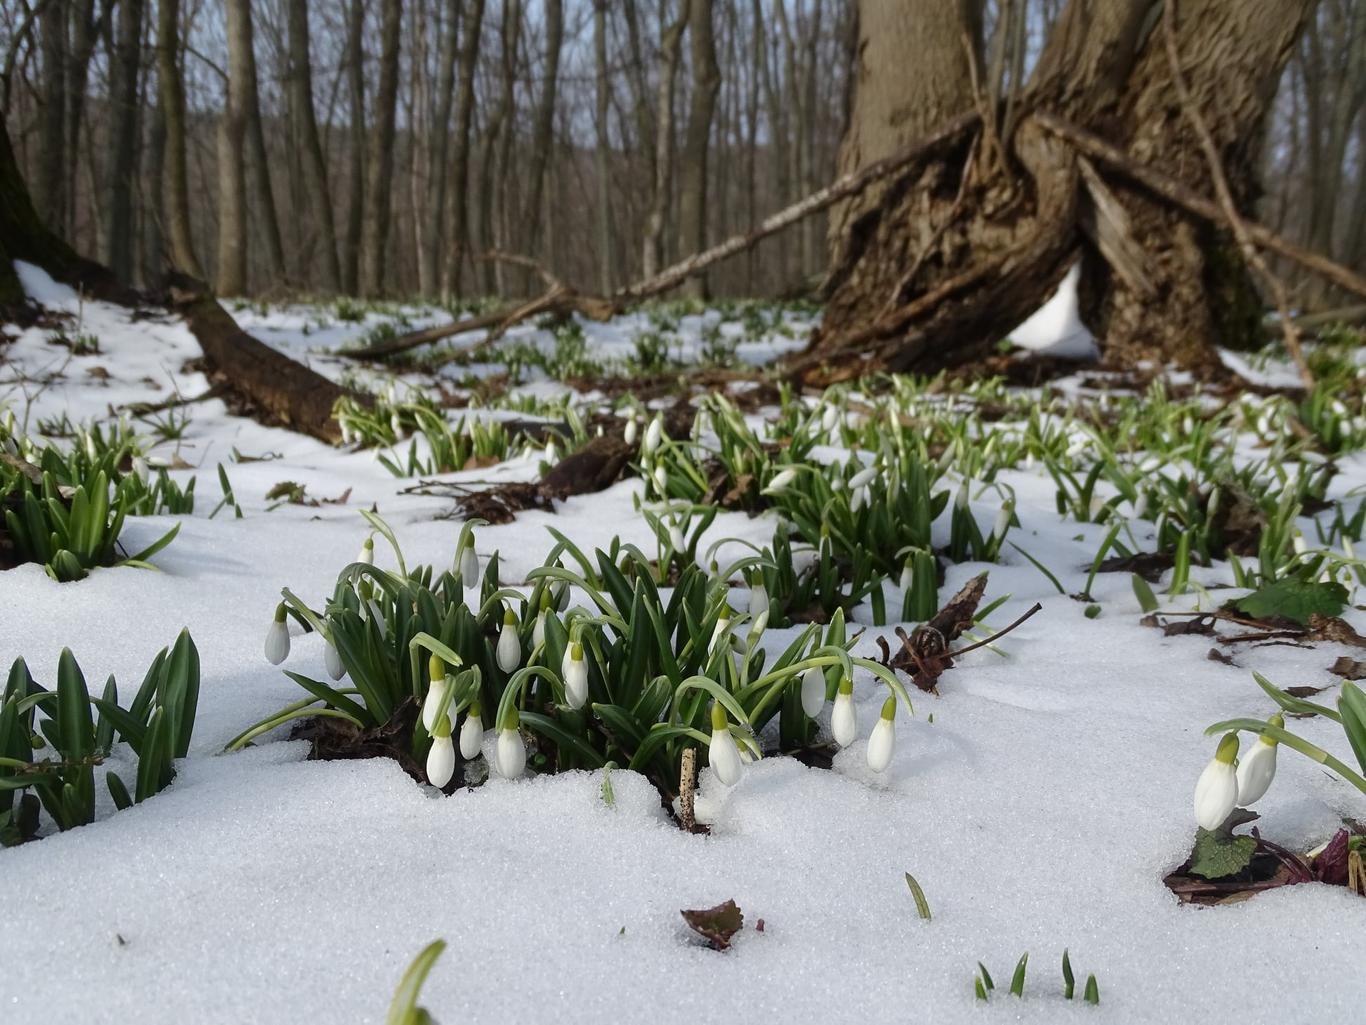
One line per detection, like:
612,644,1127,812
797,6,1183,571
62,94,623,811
2,268,1364,1024
1009,263,1100,360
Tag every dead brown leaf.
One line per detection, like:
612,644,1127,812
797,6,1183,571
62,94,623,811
680,900,744,951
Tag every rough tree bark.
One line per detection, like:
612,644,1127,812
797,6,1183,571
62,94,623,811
642,1,689,279
217,0,254,296
809,0,1315,381
678,0,720,299
520,0,563,282
342,0,366,294
592,0,613,293
158,0,203,280
442,0,484,297
420,0,462,299
103,0,144,281
359,0,404,297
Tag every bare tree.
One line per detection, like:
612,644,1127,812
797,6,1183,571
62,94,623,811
678,0,721,298
158,0,203,279
287,0,341,292
420,0,463,298
521,0,563,280
443,0,485,296
104,0,144,281
642,0,688,279
359,0,404,297
592,0,613,292
342,0,366,294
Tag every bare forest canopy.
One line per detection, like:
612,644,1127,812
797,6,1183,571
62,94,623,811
1,0,1363,309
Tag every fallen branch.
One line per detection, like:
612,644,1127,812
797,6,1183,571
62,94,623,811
1033,113,1366,305
349,112,981,362
1162,0,1312,389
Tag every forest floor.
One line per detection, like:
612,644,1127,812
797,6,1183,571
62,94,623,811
0,262,1362,1024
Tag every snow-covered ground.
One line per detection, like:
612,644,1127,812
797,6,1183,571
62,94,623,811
1,266,1363,1024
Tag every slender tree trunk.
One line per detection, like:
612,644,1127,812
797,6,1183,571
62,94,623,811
142,87,166,289
443,0,485,297
158,0,203,279
342,0,366,294
521,0,562,285
63,0,96,239
217,0,253,295
288,0,342,292
35,0,67,231
360,0,404,297
642,1,689,279
592,0,613,293
477,0,520,295
678,0,719,299
420,0,462,298
237,2,287,284
103,0,143,281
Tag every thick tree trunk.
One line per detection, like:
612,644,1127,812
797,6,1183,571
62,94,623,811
217,0,253,296
35,0,67,232
158,0,203,280
359,0,403,297
678,0,720,299
810,0,1313,381
288,0,342,292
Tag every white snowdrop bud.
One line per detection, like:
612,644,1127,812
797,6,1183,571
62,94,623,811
426,723,456,789
264,604,291,665
748,578,768,620
495,711,527,779
623,416,638,446
899,560,915,591
763,467,798,493
830,475,844,492
850,485,869,513
1194,733,1241,831
1292,531,1307,556
955,481,969,510
324,636,346,681
708,704,744,787
991,503,1013,541
496,608,521,673
562,641,589,709
1235,716,1281,806
390,411,404,438
709,614,731,656
822,404,840,432
1024,452,1035,470
459,702,484,760
132,455,150,484
849,464,877,491
866,697,897,773
422,656,451,733
749,609,769,639
668,523,686,553
653,463,669,494
357,535,375,565
532,609,547,651
339,420,354,445
832,677,857,748
643,416,664,455
1133,492,1149,520
800,666,826,719
459,538,479,588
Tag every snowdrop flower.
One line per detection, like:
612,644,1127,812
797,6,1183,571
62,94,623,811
339,420,354,445
991,503,1013,542
357,535,375,565
849,464,877,491
422,656,452,733
821,403,840,432
494,710,527,779
668,522,686,554
866,696,897,773
544,439,558,463
653,463,669,494
459,536,479,588
390,410,404,439
426,719,456,788
800,666,826,718
709,613,732,656
496,608,521,673
762,467,798,494
1292,531,1307,556
708,703,744,787
132,455,150,484
955,481,969,510
749,609,769,640
1235,716,1281,806
748,577,768,620
643,416,663,455
264,604,291,665
850,485,868,513
829,475,844,492
899,560,915,591
324,636,346,681
1194,733,1241,830
623,415,638,446
562,641,589,709
1132,492,1149,520
832,677,857,747
459,701,484,759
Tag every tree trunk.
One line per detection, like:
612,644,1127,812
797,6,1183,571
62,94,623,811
103,0,144,281
240,3,287,284
642,1,689,279
520,0,563,286
158,0,203,279
420,0,462,299
217,0,253,296
678,0,720,299
592,0,613,293
359,0,403,298
342,0,366,294
443,0,485,297
288,0,342,292
35,0,67,232
809,0,1314,381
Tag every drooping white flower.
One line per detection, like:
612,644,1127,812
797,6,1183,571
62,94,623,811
850,485,868,513
849,464,877,491
708,703,744,787
264,604,291,665
899,561,915,591
532,609,547,651
562,641,589,709
1292,531,1307,556
623,416,638,446
800,666,826,719
132,455,150,484
459,541,479,589
544,439,558,463
357,535,375,565
955,481,969,510
459,702,484,759
709,613,732,656
749,609,769,640
866,697,897,773
1235,716,1281,805
426,722,456,788
390,411,405,439
324,636,346,681
832,677,857,747
652,463,669,494
821,404,840,432
1194,733,1241,831
991,503,1013,541
496,608,521,673
495,711,527,779
748,578,769,620
422,658,451,733
762,467,798,494
643,416,663,455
